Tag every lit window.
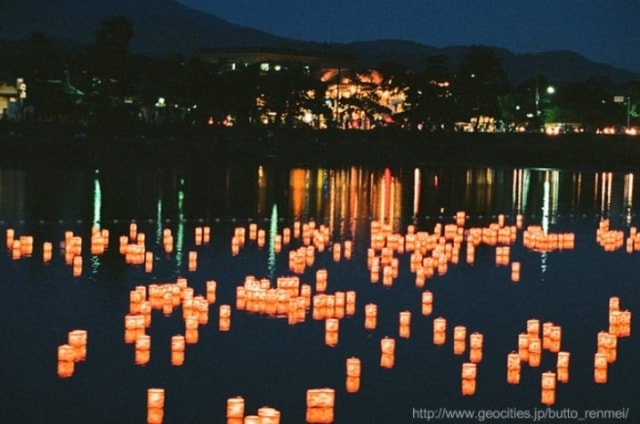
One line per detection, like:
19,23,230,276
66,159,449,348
260,63,270,72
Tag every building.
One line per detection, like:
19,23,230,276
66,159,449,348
196,47,358,76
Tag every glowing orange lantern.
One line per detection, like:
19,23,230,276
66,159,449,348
453,325,466,355
549,325,562,353
171,335,185,366
364,303,377,330
226,396,245,424
541,371,556,406
42,241,53,263
306,388,335,424
68,329,88,362
469,332,483,363
510,261,521,282
147,388,165,424
380,337,395,369
506,352,520,384
135,334,151,366
257,406,280,424
528,337,541,367
422,291,433,316
325,318,339,347
219,304,231,332
57,344,75,378
346,357,361,393
316,269,327,293
594,352,608,383
556,351,570,383
433,317,446,346
345,291,356,316
461,363,477,396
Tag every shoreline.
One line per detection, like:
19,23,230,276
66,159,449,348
1,122,639,171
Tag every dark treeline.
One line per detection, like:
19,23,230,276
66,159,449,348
1,16,639,132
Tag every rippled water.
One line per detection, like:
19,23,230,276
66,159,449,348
0,161,638,423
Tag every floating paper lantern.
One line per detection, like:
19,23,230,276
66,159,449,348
42,241,53,263
528,337,542,367
306,388,335,424
257,229,266,248
316,269,327,293
170,335,185,366
257,406,280,424
72,255,82,277
343,240,352,260
226,396,244,424
57,344,75,378
135,334,151,366
422,291,433,316
219,304,231,332
5,228,14,249
380,337,395,369
597,331,617,363
124,314,145,344
527,319,540,339
364,304,377,330
542,322,553,350
68,329,88,362
557,351,570,383
453,325,466,355
325,318,339,347
549,325,562,353
399,311,411,339
517,333,529,362
433,317,446,345
346,357,361,393
541,371,556,406
469,332,483,363
618,310,631,337
461,363,477,396
594,352,608,383
510,262,521,282
507,352,521,384
147,388,165,424
206,280,217,304
188,251,197,272
345,291,356,316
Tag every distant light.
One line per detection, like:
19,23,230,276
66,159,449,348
546,86,555,94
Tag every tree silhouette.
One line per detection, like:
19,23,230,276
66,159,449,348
454,46,510,130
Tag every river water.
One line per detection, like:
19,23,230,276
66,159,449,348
0,160,638,423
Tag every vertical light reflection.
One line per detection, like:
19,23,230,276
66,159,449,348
290,168,306,218
348,166,359,238
624,173,634,225
91,169,102,276
540,171,551,276
413,168,421,217
257,165,266,216
328,170,336,237
600,172,612,217
267,203,278,280
175,179,185,273
550,170,559,225
155,197,163,246
92,169,102,230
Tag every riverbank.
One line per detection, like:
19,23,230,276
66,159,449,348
1,122,639,171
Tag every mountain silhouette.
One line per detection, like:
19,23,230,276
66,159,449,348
2,0,638,85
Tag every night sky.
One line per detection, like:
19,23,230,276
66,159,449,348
178,0,640,73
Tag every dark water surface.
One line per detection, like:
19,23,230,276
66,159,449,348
0,159,638,423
